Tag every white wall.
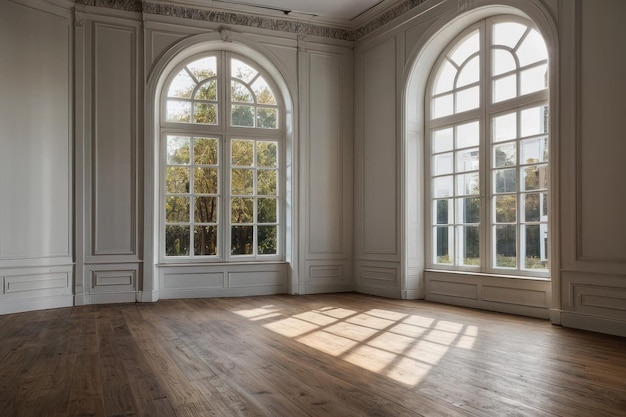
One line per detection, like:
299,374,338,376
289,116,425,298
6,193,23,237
0,0,73,314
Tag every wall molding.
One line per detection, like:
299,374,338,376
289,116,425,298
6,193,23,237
73,0,433,41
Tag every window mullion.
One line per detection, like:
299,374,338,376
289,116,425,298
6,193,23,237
481,19,491,273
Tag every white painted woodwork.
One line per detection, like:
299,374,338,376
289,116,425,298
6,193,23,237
579,0,626,262
358,39,398,258
298,39,354,294
0,0,73,314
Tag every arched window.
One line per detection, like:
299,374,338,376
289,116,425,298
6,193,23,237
161,52,283,261
426,16,549,277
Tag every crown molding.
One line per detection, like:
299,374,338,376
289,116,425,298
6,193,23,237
74,0,431,40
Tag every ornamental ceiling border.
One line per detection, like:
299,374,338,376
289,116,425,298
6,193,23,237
74,0,429,41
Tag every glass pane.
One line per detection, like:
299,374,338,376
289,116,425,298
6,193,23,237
165,225,190,256
166,100,191,122
258,198,277,223
457,197,480,224
516,29,548,67
194,196,218,223
231,226,254,255
456,148,479,172
433,176,453,198
433,153,453,176
166,167,189,193
456,172,479,196
459,225,480,266
449,31,479,66
257,170,277,195
492,112,517,143
494,168,517,193
258,226,277,255
434,60,456,95
232,140,254,166
194,167,218,194
495,225,517,268
457,56,479,87
257,107,277,129
493,74,517,102
495,195,516,223
187,57,217,81
231,80,253,103
493,22,526,49
193,103,217,124
194,225,217,256
195,79,217,100
168,70,195,98
434,226,452,264
231,197,254,223
455,86,479,113
493,49,516,76
166,136,190,164
542,192,548,217
194,138,218,165
252,77,277,104
231,169,254,195
231,58,258,83
434,199,453,225
165,196,190,222
433,128,453,153
257,142,277,167
523,224,548,270
520,64,548,95
523,193,541,222
522,165,548,191
520,137,548,164
521,106,548,137
432,94,453,118
493,143,516,168
231,105,254,127
456,121,479,148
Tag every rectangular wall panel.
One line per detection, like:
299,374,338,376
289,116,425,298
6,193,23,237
307,51,344,255
0,1,71,261
361,39,397,255
92,23,137,256
580,0,626,261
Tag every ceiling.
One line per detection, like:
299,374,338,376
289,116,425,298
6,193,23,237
175,0,402,27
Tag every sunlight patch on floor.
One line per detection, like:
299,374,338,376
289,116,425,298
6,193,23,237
233,305,479,386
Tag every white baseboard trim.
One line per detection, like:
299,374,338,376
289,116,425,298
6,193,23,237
559,311,626,338
426,294,550,319
304,283,354,295
355,284,404,299
159,285,287,300
0,295,73,315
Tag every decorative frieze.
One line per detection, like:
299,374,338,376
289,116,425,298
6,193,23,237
73,0,432,41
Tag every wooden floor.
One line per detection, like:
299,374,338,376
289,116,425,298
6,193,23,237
1,293,625,417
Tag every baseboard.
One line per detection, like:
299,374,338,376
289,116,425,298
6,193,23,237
355,284,405,299
560,311,626,338
0,295,73,315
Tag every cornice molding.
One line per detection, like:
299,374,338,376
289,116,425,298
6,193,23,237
74,0,431,40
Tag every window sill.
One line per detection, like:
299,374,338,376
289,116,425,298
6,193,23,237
157,260,287,267
424,268,550,282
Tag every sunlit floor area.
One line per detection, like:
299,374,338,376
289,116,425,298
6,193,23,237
1,293,625,417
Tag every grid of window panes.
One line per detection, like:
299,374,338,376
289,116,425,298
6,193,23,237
162,54,281,260
164,136,220,257
431,122,481,267
428,17,549,275
166,57,219,124
231,59,279,129
491,105,549,270
230,139,279,256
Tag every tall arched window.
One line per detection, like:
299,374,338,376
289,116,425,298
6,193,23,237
426,16,549,278
161,52,283,261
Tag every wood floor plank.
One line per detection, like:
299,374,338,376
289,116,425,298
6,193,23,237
1,294,625,417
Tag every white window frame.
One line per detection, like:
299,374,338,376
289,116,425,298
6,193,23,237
425,15,550,279
158,51,285,263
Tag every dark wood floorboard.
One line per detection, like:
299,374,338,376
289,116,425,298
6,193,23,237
1,293,625,417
